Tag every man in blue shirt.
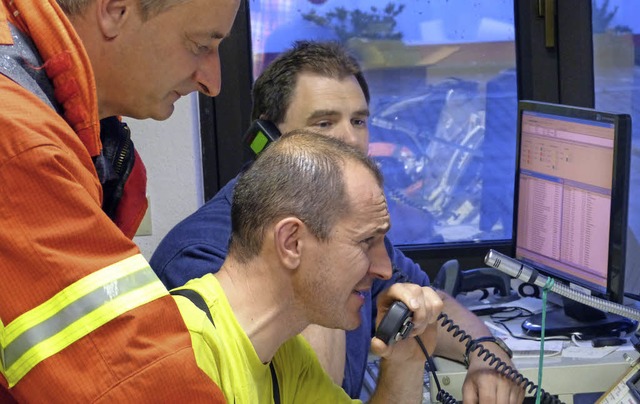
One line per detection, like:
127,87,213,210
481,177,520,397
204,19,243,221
151,41,521,402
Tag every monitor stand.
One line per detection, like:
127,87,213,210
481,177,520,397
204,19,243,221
521,297,636,339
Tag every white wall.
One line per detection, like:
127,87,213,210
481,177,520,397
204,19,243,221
128,93,204,260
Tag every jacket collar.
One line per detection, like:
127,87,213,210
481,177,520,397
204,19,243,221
1,0,101,156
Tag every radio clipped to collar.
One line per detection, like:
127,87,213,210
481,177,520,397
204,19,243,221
243,119,282,156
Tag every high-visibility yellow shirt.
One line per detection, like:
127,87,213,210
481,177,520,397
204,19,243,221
174,274,361,403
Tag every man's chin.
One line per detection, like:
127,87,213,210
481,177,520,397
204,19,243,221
141,100,176,121
342,314,362,331
151,104,175,121
121,104,174,121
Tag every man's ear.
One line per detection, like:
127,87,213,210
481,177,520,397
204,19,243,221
274,217,304,270
96,0,131,39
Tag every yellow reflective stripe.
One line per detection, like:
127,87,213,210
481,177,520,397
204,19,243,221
0,254,168,387
0,317,5,377
4,254,152,344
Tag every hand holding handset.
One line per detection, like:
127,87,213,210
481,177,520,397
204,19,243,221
374,300,561,404
375,301,415,345
375,300,459,403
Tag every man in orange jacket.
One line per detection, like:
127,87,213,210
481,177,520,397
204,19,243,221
0,0,239,401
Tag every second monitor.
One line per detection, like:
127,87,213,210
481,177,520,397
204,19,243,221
513,100,633,338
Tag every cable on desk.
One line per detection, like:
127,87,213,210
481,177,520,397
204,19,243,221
436,312,564,404
624,292,640,302
489,306,534,323
414,336,457,404
491,316,570,342
535,277,554,404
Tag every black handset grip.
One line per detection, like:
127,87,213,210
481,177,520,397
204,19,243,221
375,301,414,345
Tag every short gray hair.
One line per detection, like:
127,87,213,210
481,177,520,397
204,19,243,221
229,129,383,262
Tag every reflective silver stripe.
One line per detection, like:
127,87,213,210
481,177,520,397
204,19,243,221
0,254,168,387
3,267,158,370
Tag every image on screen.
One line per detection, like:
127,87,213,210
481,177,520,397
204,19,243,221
513,100,632,338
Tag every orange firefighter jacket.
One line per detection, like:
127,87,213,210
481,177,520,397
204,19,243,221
0,0,225,402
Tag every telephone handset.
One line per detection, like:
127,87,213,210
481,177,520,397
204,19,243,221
243,119,282,156
375,301,562,404
375,301,414,345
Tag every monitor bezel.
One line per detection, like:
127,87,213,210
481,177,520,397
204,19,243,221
512,100,632,304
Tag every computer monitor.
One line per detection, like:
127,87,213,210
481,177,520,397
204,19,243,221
513,100,633,338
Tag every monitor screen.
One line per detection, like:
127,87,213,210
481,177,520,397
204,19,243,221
513,100,632,337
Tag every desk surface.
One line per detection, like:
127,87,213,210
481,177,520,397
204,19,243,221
429,295,640,404
431,348,638,403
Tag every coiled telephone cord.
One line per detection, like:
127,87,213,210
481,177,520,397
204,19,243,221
414,312,563,404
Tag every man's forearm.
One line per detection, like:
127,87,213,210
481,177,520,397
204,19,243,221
432,293,524,402
368,357,424,404
432,291,492,362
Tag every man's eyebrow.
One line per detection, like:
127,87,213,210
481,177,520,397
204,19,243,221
355,108,371,117
192,30,227,41
307,108,371,120
377,222,391,234
210,31,227,40
364,222,390,238
307,109,339,120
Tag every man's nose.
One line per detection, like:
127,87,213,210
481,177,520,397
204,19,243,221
368,241,392,280
335,122,368,153
194,52,222,97
339,123,360,148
